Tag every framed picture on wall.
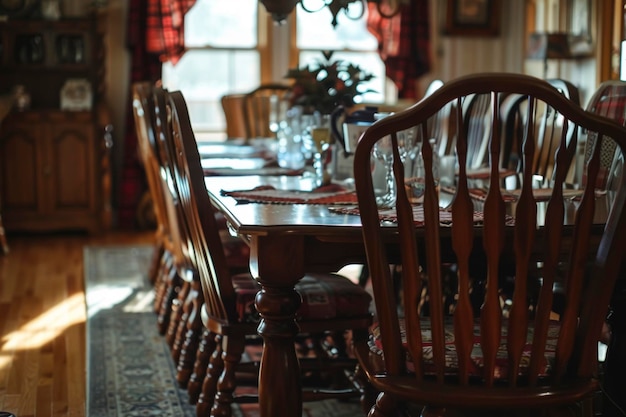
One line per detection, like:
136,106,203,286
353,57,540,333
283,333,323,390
445,0,501,37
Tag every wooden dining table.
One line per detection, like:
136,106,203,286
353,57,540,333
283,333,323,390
204,171,620,417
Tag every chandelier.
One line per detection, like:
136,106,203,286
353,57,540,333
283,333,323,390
259,0,406,27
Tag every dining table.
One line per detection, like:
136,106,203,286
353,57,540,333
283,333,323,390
203,170,621,417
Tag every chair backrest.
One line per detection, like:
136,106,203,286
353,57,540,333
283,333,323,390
423,79,456,157
584,80,626,190
461,92,498,169
131,81,170,243
242,83,291,140
221,93,247,140
161,88,239,323
354,73,626,394
146,86,195,273
500,79,580,188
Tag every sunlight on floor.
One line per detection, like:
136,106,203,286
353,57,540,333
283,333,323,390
0,293,86,369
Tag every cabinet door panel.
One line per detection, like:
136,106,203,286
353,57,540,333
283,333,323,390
1,127,41,212
49,124,95,211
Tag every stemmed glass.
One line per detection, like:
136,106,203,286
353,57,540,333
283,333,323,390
302,112,332,187
371,114,417,206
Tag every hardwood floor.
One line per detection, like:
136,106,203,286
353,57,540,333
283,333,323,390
0,230,155,417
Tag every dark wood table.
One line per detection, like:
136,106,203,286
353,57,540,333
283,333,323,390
205,174,619,417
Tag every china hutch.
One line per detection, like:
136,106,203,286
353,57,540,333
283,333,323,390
0,14,111,234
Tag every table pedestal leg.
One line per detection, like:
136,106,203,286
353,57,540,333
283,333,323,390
256,285,302,417
250,234,306,417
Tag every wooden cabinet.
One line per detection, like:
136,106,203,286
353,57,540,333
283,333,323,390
0,16,111,234
0,111,110,233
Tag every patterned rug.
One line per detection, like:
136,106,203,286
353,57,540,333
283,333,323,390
84,245,364,417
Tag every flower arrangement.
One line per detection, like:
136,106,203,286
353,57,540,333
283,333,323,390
284,53,375,114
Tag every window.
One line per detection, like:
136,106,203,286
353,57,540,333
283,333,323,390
296,5,387,105
162,1,387,141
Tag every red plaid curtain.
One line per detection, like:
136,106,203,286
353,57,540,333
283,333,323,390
118,0,195,229
145,0,196,65
367,0,431,100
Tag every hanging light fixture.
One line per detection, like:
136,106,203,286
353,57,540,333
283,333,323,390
260,0,405,26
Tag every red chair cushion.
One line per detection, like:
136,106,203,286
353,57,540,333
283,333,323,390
368,317,559,379
232,273,372,323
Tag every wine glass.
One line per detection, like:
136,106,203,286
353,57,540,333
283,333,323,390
372,116,418,207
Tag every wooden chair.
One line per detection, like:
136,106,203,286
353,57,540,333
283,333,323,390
352,72,626,417
584,80,626,191
500,78,581,188
584,81,626,417
131,81,179,330
133,83,250,388
220,93,247,140
241,83,291,140
162,88,373,417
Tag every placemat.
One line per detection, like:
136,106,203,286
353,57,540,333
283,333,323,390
221,185,358,205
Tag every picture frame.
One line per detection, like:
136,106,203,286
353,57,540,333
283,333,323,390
60,78,92,111
445,0,501,37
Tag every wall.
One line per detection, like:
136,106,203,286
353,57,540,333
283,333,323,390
428,0,526,83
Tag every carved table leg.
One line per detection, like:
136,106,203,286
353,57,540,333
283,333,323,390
251,235,305,417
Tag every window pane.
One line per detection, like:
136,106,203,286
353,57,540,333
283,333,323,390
162,50,260,132
185,0,257,48
296,5,385,104
296,4,377,50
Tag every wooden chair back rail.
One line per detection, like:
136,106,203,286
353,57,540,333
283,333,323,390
353,73,626,415
242,83,291,140
221,93,247,139
132,82,170,247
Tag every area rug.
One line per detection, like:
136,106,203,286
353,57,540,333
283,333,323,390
84,244,364,417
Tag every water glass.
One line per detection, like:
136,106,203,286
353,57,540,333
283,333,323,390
276,107,306,170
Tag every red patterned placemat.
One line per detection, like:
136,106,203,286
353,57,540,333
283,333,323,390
221,185,358,205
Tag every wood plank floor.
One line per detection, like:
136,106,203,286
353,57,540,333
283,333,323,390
0,230,155,417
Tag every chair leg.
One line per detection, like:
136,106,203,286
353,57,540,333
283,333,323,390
196,335,224,417
157,263,181,335
153,251,172,313
148,241,164,285
211,335,246,417
188,329,216,404
176,283,203,387
168,279,190,352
